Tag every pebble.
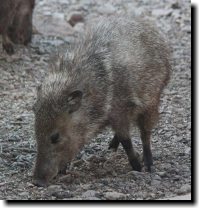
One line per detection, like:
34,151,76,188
97,3,116,15
157,171,167,177
67,12,84,27
127,171,145,179
83,196,101,200
171,1,180,9
19,192,29,197
185,147,191,154
177,184,191,195
151,180,161,186
152,9,172,17
160,163,172,170
104,191,127,200
59,174,75,183
73,22,85,33
82,190,98,198
51,191,73,199
66,197,83,200
152,175,162,180
48,185,62,192
27,182,35,187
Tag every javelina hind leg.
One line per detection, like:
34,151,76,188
2,34,14,55
137,109,158,172
108,134,120,151
120,137,142,171
115,134,141,171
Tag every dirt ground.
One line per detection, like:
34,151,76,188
0,0,191,200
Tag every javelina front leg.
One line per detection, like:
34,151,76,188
108,134,120,151
118,136,142,171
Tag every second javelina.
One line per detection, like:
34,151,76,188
33,17,171,186
0,0,35,54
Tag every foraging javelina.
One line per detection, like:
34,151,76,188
33,17,171,187
0,0,35,55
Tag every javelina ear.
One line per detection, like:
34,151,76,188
67,90,83,113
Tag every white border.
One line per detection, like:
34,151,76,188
1,0,196,209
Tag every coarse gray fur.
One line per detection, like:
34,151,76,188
33,17,171,186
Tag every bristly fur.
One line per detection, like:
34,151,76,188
33,16,171,186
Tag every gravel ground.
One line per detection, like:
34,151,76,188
0,0,191,200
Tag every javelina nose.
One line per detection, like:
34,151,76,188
32,179,48,187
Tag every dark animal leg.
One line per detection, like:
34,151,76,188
137,109,158,172
108,134,120,151
2,33,14,55
119,136,142,171
110,132,142,171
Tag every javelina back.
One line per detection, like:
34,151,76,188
33,17,171,187
0,0,35,55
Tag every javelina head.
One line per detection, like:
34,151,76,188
33,73,86,186
8,0,35,45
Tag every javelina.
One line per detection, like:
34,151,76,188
33,17,171,187
0,0,35,55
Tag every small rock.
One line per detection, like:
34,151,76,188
67,197,83,200
173,175,181,181
0,182,6,187
48,185,62,192
72,159,85,168
151,180,161,186
83,197,101,200
67,12,84,27
19,192,29,197
136,197,143,200
104,191,127,200
59,174,73,183
185,147,191,154
152,9,172,17
157,171,167,177
73,22,85,33
97,3,116,15
171,1,180,9
160,163,171,170
51,191,72,199
153,174,161,180
177,184,191,195
82,190,98,198
127,171,145,180
27,182,35,187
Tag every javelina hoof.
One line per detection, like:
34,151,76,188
143,151,153,172
144,162,154,173
130,159,142,172
32,179,48,187
3,43,14,55
143,165,154,173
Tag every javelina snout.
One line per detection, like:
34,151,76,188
0,0,35,54
33,89,84,186
33,17,171,186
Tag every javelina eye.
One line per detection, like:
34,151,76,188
50,132,60,144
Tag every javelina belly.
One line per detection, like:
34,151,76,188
33,17,171,186
0,0,35,55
